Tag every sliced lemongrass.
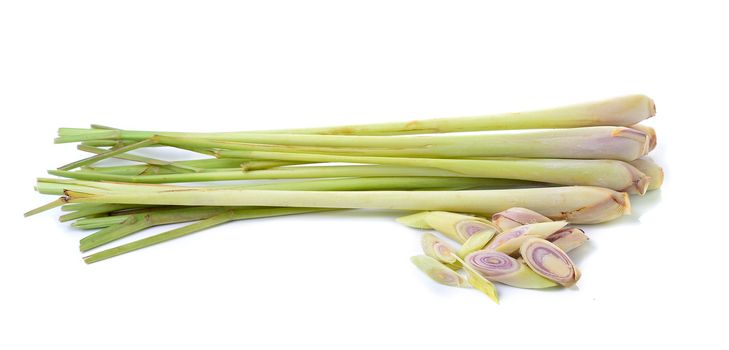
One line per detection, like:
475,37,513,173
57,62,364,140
457,231,496,259
629,158,664,191
55,186,631,224
450,255,499,303
520,238,581,287
485,221,568,256
396,212,433,229
546,228,589,253
213,150,650,194
465,250,557,289
421,233,458,264
492,207,552,231
423,211,500,243
410,255,466,288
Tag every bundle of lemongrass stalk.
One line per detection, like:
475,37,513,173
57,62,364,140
26,95,662,300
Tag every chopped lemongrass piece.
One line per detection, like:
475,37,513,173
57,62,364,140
520,238,581,287
396,212,434,229
465,250,557,289
484,221,568,256
492,207,552,231
422,211,501,243
457,231,497,259
421,233,458,264
451,255,499,303
546,228,589,253
410,255,466,288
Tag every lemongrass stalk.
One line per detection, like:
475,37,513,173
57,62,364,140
546,228,589,253
58,139,157,170
421,233,458,264
79,206,235,251
58,186,630,224
630,124,657,151
47,166,543,188
491,207,552,231
411,255,467,288
83,207,328,264
422,211,501,243
240,160,306,170
214,150,650,194
520,238,581,287
465,250,557,289
77,145,198,172
629,158,664,190
71,177,493,249
56,95,655,143
150,126,650,161
74,215,132,229
457,231,496,259
59,203,143,222
484,221,568,256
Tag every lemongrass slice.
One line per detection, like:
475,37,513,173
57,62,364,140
492,207,552,231
546,228,589,253
465,250,557,289
457,231,496,258
629,158,664,191
411,255,466,287
449,255,499,303
396,212,433,229
520,238,581,287
421,233,458,264
423,211,501,243
485,221,568,256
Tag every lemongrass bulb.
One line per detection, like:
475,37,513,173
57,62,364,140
485,221,568,256
630,124,657,151
520,238,581,287
492,207,552,231
421,233,457,264
629,158,663,191
465,250,557,289
457,231,496,258
411,255,466,287
546,228,589,253
423,211,500,243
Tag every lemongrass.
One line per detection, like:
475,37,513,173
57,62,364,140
491,207,552,231
53,185,630,224
212,151,650,194
83,207,327,263
421,233,458,264
47,165,541,187
546,228,589,253
520,238,581,287
56,95,655,142
411,255,466,288
457,231,496,259
421,211,500,243
484,221,568,256
630,124,657,151
396,212,434,229
629,158,664,190
465,250,557,289
145,126,650,161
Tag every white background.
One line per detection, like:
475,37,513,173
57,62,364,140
1,1,726,349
